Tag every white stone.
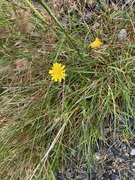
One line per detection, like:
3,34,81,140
130,148,135,156
94,152,101,161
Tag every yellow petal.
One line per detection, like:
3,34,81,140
89,38,102,48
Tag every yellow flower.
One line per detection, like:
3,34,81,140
89,38,102,48
49,62,66,82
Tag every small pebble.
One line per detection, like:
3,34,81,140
94,5,100,12
94,152,101,161
118,29,127,40
93,22,100,29
130,148,135,156
112,175,120,180
61,17,68,25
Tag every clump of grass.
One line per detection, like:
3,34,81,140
0,0,135,179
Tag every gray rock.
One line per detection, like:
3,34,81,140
118,29,127,40
61,17,68,25
94,5,100,12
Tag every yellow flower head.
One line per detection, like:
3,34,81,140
49,62,66,82
89,38,102,48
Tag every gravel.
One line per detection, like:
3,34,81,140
56,115,135,179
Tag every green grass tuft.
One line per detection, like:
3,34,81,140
0,0,135,179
